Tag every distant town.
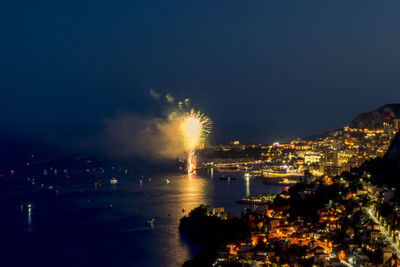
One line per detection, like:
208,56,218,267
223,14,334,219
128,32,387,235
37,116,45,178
201,118,399,180
182,105,400,267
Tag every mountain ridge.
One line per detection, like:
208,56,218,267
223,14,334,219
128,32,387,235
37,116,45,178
350,103,400,129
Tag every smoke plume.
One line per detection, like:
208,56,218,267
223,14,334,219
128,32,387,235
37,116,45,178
100,112,186,161
166,93,174,104
149,89,161,99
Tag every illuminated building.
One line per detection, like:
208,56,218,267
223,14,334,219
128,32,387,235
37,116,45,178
304,150,322,164
394,119,400,133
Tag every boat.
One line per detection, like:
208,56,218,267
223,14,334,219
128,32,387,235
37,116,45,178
110,177,118,184
163,179,170,184
146,219,155,226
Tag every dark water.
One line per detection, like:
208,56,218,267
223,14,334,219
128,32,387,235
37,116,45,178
0,168,285,267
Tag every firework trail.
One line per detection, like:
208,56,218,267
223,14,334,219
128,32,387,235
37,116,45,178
180,109,212,174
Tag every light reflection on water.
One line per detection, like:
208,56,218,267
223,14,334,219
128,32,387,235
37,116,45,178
2,170,285,267
123,171,284,266
117,172,213,266
27,208,32,232
245,176,250,196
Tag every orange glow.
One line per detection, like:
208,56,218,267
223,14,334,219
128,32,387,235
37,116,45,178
338,250,346,261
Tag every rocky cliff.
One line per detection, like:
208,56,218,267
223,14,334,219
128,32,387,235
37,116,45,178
350,104,400,129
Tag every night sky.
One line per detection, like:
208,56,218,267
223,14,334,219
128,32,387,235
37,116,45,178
1,1,400,145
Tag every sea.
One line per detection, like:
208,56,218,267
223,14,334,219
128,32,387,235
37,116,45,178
0,159,286,267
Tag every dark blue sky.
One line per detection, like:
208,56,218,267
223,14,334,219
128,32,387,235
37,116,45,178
1,1,400,145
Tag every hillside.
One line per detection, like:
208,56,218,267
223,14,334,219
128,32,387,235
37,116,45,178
350,104,400,129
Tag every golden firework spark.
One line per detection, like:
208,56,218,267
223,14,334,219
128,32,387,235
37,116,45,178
180,109,212,174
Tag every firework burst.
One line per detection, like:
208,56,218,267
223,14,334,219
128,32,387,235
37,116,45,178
180,109,212,174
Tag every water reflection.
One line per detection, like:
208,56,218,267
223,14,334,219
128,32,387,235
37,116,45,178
166,174,210,266
245,176,250,196
6,169,285,267
178,173,209,212
119,172,212,266
27,208,32,232
157,173,210,266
